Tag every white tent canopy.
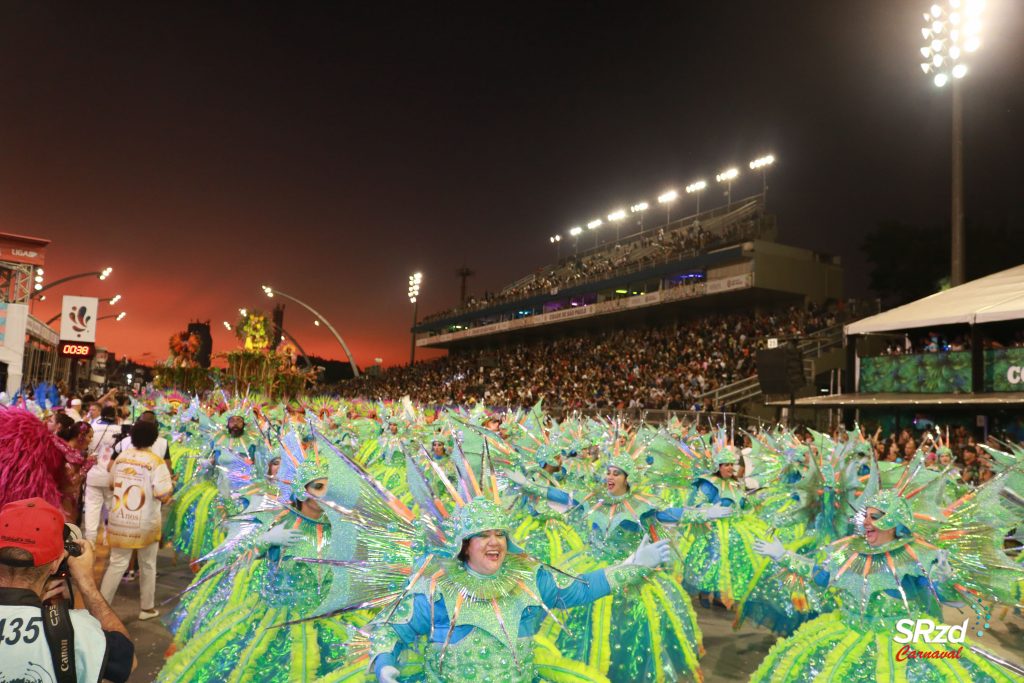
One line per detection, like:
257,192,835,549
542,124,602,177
845,264,1024,335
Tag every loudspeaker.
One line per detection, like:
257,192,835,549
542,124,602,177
756,347,805,394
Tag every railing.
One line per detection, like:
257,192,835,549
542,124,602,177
541,405,770,428
696,323,847,408
420,199,768,327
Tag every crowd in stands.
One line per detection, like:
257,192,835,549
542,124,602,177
882,329,1024,355
345,304,842,410
813,422,1019,488
421,202,767,324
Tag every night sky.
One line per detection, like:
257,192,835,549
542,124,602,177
2,1,1022,367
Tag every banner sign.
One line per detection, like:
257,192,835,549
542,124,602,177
984,348,1024,392
859,351,972,393
0,233,48,266
59,296,99,342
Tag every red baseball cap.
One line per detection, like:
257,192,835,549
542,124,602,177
0,498,66,567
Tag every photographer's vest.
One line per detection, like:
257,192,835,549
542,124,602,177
0,588,107,682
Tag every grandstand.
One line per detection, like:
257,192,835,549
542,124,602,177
345,196,858,422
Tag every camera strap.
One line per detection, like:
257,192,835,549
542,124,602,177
42,600,77,683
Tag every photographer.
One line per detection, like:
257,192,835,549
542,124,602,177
0,497,135,682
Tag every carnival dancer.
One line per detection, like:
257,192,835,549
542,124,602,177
510,436,710,683
158,427,358,682
749,459,1024,683
289,431,672,683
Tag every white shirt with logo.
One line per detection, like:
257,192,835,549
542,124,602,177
0,605,107,682
107,447,173,548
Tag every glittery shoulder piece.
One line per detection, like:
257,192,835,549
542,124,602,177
825,537,939,604
410,555,542,654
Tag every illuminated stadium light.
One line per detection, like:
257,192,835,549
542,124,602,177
549,235,561,243
685,180,707,214
630,202,649,213
108,294,122,305
607,209,626,222
115,312,126,322
921,0,982,86
99,267,113,280
408,272,422,304
922,1,982,286
657,190,678,204
716,168,739,210
749,155,775,170
586,219,602,229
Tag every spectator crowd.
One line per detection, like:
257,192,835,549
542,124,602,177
345,304,841,410
422,201,767,323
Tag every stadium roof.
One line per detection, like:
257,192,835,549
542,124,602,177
845,264,1024,335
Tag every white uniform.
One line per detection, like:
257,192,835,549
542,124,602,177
0,603,108,682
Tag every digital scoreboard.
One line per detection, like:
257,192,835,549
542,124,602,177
59,341,96,359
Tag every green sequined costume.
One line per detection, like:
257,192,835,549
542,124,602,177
538,490,705,683
158,510,361,683
750,534,1018,683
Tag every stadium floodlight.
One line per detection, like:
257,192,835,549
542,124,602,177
607,209,627,241
920,0,983,286
569,226,583,236
549,234,562,259
586,219,602,229
685,180,707,215
115,311,126,322
108,294,122,305
657,190,678,225
716,168,739,210
223,321,232,331
408,272,423,365
748,155,776,204
630,201,650,232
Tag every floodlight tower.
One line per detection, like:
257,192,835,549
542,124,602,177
920,0,983,286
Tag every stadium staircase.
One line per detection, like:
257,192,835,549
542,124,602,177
696,323,846,409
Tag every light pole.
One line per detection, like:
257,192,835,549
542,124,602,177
685,180,707,216
586,218,602,248
657,190,678,226
261,285,360,378
920,0,982,287
569,226,583,256
31,267,113,300
748,155,775,205
549,234,562,260
630,201,649,233
407,272,422,366
607,209,626,243
716,168,739,210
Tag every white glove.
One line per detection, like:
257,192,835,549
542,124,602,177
702,503,734,520
930,550,954,583
629,536,671,568
752,536,786,561
260,526,304,547
506,470,529,487
378,665,401,683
